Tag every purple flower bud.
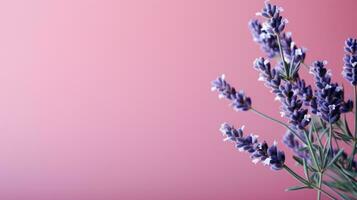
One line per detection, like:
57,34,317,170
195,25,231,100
343,38,357,85
283,131,310,160
344,38,357,55
311,61,353,123
219,123,285,170
232,91,252,111
267,143,285,170
211,75,252,111
249,20,279,58
254,57,282,97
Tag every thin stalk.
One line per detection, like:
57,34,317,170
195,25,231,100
250,108,306,144
329,124,333,150
275,33,289,75
304,131,319,171
317,172,322,200
350,85,357,169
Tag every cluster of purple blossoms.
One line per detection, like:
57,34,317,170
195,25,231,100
343,38,357,85
249,2,306,70
212,3,357,192
310,61,353,123
279,83,311,130
253,57,311,130
220,123,285,170
211,74,252,111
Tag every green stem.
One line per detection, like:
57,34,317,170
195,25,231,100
283,165,337,200
350,86,357,169
317,172,322,200
275,33,289,75
329,124,333,150
250,108,306,144
283,165,309,185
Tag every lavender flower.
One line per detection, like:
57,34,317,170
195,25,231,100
279,82,311,129
211,75,252,111
293,78,314,106
212,2,357,198
343,38,357,85
256,2,282,19
220,123,285,170
249,20,279,58
250,2,306,81
311,61,353,123
267,142,286,170
283,130,309,159
253,57,282,98
344,38,357,55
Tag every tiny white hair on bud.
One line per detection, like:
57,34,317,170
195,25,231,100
323,60,328,65
280,111,285,117
223,137,231,142
258,76,265,81
273,140,278,146
263,59,270,65
304,114,311,122
221,74,226,80
325,84,332,89
251,134,259,141
218,94,225,99
275,96,281,101
238,147,244,152
329,104,336,111
352,62,357,67
336,86,343,92
263,158,271,166
286,32,292,37
296,48,303,56
252,158,260,164
240,125,245,130
211,87,217,91
256,12,262,16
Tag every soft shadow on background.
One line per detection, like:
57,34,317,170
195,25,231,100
0,0,357,199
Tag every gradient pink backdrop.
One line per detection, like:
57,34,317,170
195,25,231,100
0,0,356,199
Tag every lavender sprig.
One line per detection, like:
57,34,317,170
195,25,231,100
211,74,252,111
310,61,353,123
212,2,357,199
220,123,285,170
343,38,357,85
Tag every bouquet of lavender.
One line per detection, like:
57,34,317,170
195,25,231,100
211,2,357,199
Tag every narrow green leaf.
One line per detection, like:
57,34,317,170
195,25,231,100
303,158,310,182
285,185,311,191
326,149,344,169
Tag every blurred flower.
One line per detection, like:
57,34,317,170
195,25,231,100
343,38,357,85
283,130,309,159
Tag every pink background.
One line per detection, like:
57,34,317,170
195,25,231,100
0,0,356,199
